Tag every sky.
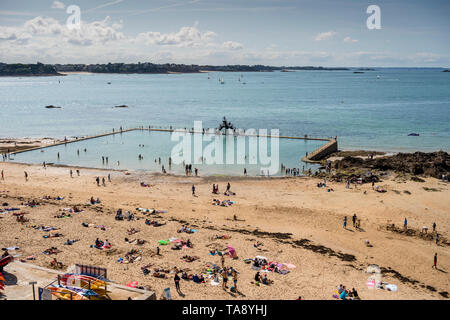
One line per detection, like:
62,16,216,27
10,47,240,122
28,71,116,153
0,0,449,66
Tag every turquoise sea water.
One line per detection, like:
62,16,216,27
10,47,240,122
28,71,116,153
9,130,324,176
1,68,449,174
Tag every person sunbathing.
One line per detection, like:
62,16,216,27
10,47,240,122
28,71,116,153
127,228,139,235
152,272,167,279
253,241,263,248
50,258,63,269
64,239,78,245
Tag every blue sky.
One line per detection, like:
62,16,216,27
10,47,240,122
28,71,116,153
0,0,449,66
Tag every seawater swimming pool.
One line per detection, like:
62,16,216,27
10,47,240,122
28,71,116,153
9,129,325,176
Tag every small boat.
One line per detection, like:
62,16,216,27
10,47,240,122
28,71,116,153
407,133,420,136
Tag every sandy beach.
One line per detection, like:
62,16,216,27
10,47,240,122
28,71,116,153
1,161,449,300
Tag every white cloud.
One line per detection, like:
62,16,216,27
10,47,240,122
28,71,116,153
136,24,217,47
343,36,358,43
51,1,66,9
314,31,336,41
222,41,243,50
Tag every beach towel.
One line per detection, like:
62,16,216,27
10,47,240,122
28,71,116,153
126,281,138,288
386,284,398,292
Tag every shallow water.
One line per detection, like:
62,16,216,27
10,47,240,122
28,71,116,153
10,130,325,176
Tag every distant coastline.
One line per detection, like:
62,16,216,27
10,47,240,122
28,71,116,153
0,62,353,77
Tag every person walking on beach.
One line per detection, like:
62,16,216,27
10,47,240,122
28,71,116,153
227,183,231,193
1,169,4,180
222,268,228,290
174,273,181,293
102,177,106,186
436,234,439,245
192,184,196,196
244,168,247,176
352,214,357,227
76,169,80,176
43,161,46,169
108,174,111,182
96,176,100,186
432,253,438,269
24,171,28,181
404,218,408,229
232,270,238,291
343,216,347,229
432,222,436,232
70,169,73,178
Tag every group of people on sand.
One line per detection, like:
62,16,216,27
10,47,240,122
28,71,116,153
253,271,273,286
184,164,198,176
115,209,134,221
212,183,235,196
281,164,303,176
343,214,361,230
336,284,360,300
89,196,101,205
95,175,111,187
68,169,80,178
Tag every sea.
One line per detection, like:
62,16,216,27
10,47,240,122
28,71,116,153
1,68,449,175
